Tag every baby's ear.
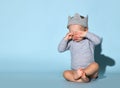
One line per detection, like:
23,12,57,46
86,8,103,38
84,27,88,31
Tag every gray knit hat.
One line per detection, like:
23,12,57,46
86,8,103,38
67,13,88,28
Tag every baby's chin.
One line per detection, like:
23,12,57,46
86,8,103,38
74,40,81,42
73,38,83,42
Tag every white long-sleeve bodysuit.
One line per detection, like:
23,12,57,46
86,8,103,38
58,32,101,70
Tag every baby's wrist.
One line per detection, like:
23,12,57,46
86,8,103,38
64,37,69,41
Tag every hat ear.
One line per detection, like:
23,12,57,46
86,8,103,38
85,15,88,27
74,13,80,18
86,15,88,21
68,16,71,21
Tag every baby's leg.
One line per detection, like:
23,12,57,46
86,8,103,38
63,70,85,82
63,70,76,82
83,62,99,78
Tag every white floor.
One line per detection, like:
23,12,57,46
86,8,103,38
0,72,119,88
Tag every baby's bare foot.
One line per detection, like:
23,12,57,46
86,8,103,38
81,72,90,82
91,72,98,79
74,69,83,80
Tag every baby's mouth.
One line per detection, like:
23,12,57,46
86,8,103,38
73,37,79,41
72,36,83,42
73,35,78,40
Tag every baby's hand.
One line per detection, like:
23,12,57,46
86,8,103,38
64,32,73,40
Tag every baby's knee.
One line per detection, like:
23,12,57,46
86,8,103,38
63,71,69,78
92,62,99,70
63,70,72,80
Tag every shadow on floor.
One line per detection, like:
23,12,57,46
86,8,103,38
94,39,115,79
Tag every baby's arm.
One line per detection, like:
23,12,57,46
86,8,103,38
58,33,72,52
86,32,101,45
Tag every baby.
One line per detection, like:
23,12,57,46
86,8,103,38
58,13,101,82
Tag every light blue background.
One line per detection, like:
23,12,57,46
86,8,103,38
0,0,120,74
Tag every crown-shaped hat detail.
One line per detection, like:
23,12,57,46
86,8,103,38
67,13,88,28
